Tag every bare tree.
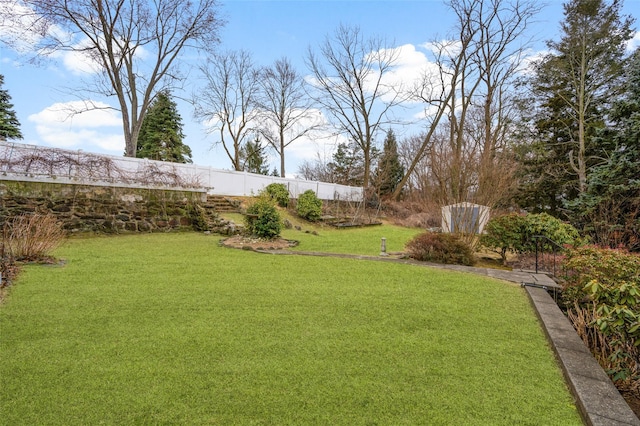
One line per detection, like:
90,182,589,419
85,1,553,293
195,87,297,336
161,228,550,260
392,36,474,201
393,0,538,202
297,154,333,183
306,24,403,188
397,133,431,197
19,0,224,157
464,0,540,191
256,57,322,177
194,50,261,171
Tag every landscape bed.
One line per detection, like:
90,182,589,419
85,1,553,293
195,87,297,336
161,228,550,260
0,232,581,424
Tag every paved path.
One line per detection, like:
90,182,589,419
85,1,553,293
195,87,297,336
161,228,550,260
256,248,640,425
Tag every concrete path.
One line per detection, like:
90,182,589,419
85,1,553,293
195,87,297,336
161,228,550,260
256,248,640,426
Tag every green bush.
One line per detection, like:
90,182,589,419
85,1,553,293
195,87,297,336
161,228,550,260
481,213,582,264
524,213,582,249
264,183,290,207
480,213,528,265
406,232,476,266
296,190,322,222
562,246,640,383
244,195,282,239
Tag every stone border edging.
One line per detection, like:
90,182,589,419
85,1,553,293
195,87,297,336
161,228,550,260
524,286,639,426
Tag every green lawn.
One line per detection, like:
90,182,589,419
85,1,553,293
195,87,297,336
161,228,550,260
0,232,580,425
282,222,423,256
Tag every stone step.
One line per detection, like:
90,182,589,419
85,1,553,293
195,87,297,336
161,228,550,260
205,196,242,213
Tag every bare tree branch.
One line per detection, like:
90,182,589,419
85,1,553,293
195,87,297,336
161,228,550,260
306,24,404,188
393,0,538,203
255,57,324,177
13,0,224,157
193,50,261,171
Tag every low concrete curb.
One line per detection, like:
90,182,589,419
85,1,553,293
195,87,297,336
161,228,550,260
525,286,640,426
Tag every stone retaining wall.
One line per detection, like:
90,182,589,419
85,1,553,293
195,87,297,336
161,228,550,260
0,180,235,234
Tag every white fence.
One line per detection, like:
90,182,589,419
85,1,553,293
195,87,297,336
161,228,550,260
0,141,363,201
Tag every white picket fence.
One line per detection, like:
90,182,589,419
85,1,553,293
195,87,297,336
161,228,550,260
0,141,363,201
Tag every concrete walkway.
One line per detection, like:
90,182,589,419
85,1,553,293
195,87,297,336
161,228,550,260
256,249,640,426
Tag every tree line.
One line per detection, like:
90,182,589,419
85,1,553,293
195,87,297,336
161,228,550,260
1,0,638,250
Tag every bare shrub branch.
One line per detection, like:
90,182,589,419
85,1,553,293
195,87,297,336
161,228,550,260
6,214,66,261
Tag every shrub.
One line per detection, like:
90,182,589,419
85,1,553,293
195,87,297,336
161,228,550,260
244,195,282,239
5,214,66,261
264,183,290,207
406,232,476,266
562,246,640,385
480,213,528,265
296,190,322,222
481,213,582,264
523,213,583,250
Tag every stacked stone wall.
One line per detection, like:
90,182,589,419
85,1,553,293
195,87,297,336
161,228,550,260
0,180,231,234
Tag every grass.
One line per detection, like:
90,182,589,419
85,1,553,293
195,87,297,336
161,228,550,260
221,208,423,256
282,224,422,256
0,232,581,424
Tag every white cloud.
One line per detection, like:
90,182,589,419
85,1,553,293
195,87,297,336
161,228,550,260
0,0,69,55
627,31,640,53
0,0,44,53
62,38,103,75
0,1,147,76
517,48,549,75
307,43,444,107
365,44,438,103
61,37,150,75
28,100,124,152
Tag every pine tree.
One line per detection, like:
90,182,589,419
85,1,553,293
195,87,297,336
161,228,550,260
515,0,634,213
136,90,192,163
239,136,270,175
568,48,640,250
327,142,365,186
0,75,23,141
373,129,404,196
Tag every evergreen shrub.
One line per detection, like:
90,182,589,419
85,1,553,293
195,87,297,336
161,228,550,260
481,213,582,264
264,183,289,207
244,195,282,239
480,213,528,264
296,190,322,222
562,246,640,384
406,232,475,266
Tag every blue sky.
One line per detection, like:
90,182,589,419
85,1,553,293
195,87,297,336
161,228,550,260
1,0,639,176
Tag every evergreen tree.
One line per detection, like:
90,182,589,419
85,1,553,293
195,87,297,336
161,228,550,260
327,142,365,186
568,48,640,250
515,0,634,214
373,129,404,196
239,136,270,175
136,90,192,163
0,75,23,141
